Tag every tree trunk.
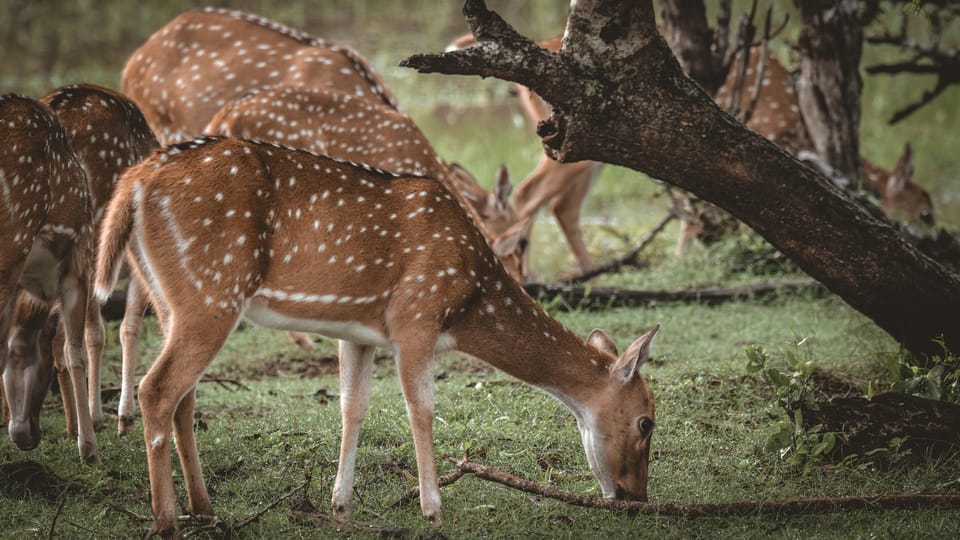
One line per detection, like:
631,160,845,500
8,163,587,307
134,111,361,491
400,0,960,358
795,0,864,183
658,0,728,95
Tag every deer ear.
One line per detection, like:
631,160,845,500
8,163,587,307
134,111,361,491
587,329,618,356
611,324,660,383
889,143,914,194
493,164,513,212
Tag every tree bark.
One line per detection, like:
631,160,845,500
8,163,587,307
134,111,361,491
658,0,728,95
795,0,864,183
400,0,960,358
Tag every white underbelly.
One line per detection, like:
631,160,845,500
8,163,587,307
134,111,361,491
243,300,390,347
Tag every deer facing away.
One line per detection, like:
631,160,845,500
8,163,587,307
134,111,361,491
94,137,659,537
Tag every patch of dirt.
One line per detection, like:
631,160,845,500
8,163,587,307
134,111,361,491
811,368,863,399
0,460,82,501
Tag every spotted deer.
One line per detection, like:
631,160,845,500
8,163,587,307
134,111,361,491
94,137,660,536
42,84,160,436
122,7,397,146
204,85,518,254
449,33,602,277
675,47,935,254
0,94,98,462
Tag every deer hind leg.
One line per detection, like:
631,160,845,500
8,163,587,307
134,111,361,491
332,340,377,521
173,385,213,517
84,292,105,429
118,276,148,435
59,272,98,464
392,331,441,523
138,315,235,537
551,163,601,272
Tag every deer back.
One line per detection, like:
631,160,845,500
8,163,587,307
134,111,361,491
205,85,517,237
0,94,92,302
96,137,491,336
42,84,159,220
122,7,396,145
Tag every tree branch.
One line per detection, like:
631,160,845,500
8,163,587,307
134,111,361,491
399,0,960,357
446,458,960,517
865,29,960,124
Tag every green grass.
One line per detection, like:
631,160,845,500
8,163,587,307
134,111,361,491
2,1,960,538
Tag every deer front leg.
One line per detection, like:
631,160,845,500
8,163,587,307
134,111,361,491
51,325,78,437
85,293,105,429
332,340,376,520
393,335,441,523
118,276,147,435
60,274,99,463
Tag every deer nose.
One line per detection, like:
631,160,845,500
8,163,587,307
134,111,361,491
9,419,40,451
614,483,647,502
921,210,934,226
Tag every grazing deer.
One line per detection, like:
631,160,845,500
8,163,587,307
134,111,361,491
0,94,98,462
122,7,397,145
204,85,518,249
2,294,58,452
449,34,602,277
40,84,160,435
94,137,660,536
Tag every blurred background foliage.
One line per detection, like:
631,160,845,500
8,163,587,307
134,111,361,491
1,0,957,266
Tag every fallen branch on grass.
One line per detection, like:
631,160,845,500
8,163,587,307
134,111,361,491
438,457,960,517
523,279,822,311
561,212,675,285
389,468,468,509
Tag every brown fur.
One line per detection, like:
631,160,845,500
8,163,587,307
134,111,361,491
94,137,659,537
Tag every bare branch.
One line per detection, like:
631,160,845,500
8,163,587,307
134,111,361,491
865,29,960,124
561,212,674,285
399,0,571,103
448,458,960,516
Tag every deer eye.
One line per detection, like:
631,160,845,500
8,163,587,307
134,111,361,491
637,416,655,437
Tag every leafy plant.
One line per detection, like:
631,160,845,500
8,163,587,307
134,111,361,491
885,340,960,403
746,342,838,473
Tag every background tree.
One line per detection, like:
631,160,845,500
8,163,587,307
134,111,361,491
402,0,960,358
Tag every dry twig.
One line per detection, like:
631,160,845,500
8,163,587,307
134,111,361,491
444,457,960,517
561,212,675,285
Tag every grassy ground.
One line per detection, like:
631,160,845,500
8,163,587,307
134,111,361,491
2,1,959,538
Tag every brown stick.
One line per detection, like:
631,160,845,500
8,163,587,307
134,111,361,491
390,468,468,508
561,212,675,285
447,458,960,517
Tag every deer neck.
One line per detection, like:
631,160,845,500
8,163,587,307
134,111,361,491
448,270,611,409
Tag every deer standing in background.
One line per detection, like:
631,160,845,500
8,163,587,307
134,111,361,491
95,137,660,537
449,34,602,277
0,94,98,463
122,7,397,145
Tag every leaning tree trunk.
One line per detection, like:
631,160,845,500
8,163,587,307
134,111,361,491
401,0,960,358
795,0,864,184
